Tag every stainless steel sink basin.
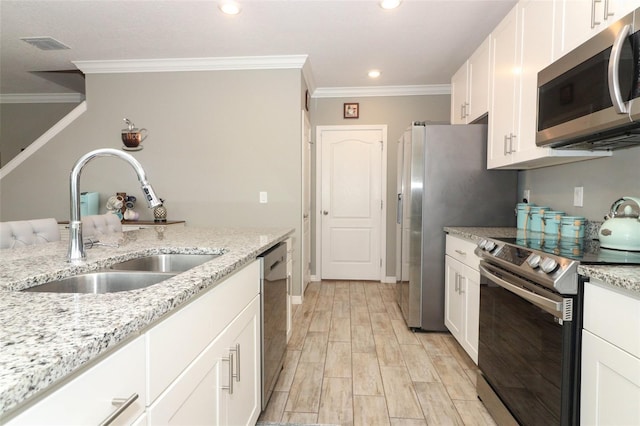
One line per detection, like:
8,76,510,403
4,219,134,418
109,254,220,272
23,271,176,294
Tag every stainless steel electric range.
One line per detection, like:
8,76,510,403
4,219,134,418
474,233,640,426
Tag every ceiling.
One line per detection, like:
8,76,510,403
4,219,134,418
0,0,517,97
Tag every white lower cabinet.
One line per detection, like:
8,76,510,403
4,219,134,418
444,235,480,364
7,335,147,426
148,296,260,426
581,279,640,425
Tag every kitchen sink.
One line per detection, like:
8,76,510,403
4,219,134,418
22,271,176,294
109,253,220,273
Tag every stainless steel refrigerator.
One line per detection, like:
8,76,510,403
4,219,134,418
396,122,517,331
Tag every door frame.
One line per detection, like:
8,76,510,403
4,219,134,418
314,124,388,281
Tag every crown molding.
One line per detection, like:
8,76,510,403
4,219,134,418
74,55,309,74
312,84,451,98
0,93,85,104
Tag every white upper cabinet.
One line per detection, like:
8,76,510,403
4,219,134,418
487,0,610,169
554,0,640,61
451,35,491,124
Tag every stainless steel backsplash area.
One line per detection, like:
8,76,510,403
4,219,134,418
517,145,640,221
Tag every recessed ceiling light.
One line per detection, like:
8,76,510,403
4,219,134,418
219,1,241,15
379,0,401,10
368,70,382,78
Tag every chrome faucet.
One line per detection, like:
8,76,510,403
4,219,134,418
68,148,162,262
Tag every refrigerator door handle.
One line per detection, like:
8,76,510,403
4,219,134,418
397,193,402,224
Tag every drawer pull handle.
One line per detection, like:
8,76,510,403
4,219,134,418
454,249,466,256
98,393,138,426
230,343,241,382
222,352,234,394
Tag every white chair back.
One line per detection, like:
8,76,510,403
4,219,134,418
81,214,123,238
0,218,61,249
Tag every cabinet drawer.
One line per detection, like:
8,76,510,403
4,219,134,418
445,235,479,270
8,336,146,426
584,280,640,358
147,260,260,403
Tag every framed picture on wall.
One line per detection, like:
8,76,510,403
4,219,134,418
344,103,359,119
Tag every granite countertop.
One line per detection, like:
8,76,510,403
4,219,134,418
0,226,292,419
444,226,640,295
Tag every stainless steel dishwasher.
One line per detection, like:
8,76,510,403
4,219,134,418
258,242,287,410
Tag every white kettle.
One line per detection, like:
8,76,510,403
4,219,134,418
599,196,640,251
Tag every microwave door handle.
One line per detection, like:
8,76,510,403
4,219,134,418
479,265,564,319
608,23,632,114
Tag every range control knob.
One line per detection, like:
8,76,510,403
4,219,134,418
484,241,497,252
540,257,559,274
478,239,487,250
527,254,542,269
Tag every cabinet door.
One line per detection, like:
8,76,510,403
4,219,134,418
488,4,518,168
460,262,479,364
581,330,640,425
286,237,293,342
223,296,261,426
8,336,146,426
451,62,468,124
467,35,491,122
511,0,555,164
444,256,464,339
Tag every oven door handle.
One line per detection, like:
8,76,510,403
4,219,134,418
479,265,565,319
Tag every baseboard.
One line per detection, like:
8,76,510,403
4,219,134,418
382,276,397,284
310,274,320,282
292,295,303,305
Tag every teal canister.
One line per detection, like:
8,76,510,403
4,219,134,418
516,203,535,230
542,211,565,235
560,216,586,239
529,206,549,233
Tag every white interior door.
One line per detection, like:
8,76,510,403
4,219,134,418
318,126,385,280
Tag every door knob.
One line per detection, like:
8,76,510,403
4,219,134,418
323,210,329,215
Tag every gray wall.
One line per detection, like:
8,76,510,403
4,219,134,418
0,68,306,294
518,146,640,220
0,102,78,167
310,94,451,278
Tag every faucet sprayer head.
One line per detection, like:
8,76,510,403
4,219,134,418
141,182,163,208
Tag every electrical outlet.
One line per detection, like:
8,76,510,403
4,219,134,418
523,189,531,202
259,191,268,204
573,186,583,207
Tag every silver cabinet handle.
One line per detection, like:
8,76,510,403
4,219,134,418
504,135,509,155
98,393,139,426
509,133,516,153
454,249,466,256
322,210,329,215
591,0,602,28
458,276,465,294
603,0,614,19
460,104,465,120
222,352,234,394
608,24,631,113
454,273,459,292
230,343,240,382
464,102,470,118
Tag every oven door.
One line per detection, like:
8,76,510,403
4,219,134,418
478,261,581,426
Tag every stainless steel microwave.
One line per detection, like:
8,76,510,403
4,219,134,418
536,8,640,150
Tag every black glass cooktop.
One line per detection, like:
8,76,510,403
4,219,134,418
494,234,640,265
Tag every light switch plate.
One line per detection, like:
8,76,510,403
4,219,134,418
259,191,268,204
573,187,583,207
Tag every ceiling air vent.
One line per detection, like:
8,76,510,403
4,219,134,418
20,37,70,51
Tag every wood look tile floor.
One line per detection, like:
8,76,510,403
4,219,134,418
258,281,497,426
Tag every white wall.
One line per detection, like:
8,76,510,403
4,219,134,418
0,68,306,294
310,94,451,278
517,145,640,221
